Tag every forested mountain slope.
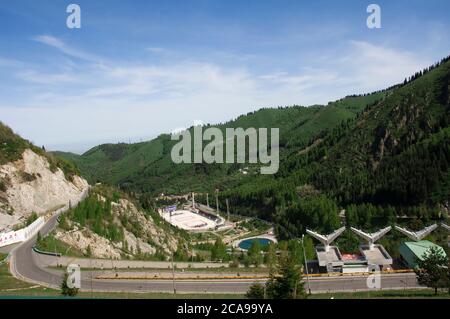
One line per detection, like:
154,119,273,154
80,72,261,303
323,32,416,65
224,56,450,238
309,57,450,206
56,92,385,194
55,56,450,241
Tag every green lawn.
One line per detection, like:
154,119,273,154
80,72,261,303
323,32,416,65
311,289,450,299
53,266,271,273
0,288,245,299
0,260,38,291
35,235,85,258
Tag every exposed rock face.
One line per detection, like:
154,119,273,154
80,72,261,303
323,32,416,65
111,199,178,253
0,149,89,231
54,228,122,259
0,148,180,259
55,197,179,260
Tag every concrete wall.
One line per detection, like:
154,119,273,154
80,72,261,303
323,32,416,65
0,216,45,247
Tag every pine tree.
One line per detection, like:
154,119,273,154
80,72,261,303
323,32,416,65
264,243,277,271
61,272,79,297
415,246,449,295
246,283,265,299
265,252,307,299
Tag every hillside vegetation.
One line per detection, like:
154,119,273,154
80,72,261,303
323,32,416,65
1,122,88,230
55,56,450,246
224,56,450,240
1,122,79,180
39,185,184,260
57,92,385,193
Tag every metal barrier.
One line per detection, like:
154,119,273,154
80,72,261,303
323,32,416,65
32,246,62,257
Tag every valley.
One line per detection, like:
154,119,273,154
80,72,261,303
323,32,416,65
1,55,449,298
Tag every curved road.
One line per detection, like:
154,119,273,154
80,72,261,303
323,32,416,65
8,211,267,293
8,209,423,294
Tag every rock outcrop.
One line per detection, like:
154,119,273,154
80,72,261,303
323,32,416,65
0,149,89,231
55,197,179,260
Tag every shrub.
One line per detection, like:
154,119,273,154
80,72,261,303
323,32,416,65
20,172,36,183
61,272,79,297
246,283,265,299
0,179,6,192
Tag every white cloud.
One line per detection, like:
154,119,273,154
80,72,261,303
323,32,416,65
33,35,99,62
336,41,431,91
16,69,77,85
1,39,433,152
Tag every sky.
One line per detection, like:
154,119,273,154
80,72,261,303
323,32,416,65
0,0,449,153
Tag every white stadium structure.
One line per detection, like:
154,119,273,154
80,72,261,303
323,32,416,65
161,209,222,232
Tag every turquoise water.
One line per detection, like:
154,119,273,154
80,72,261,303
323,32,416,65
238,238,274,250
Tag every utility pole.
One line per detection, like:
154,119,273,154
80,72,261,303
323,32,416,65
90,257,93,298
172,251,176,295
206,193,209,207
293,280,297,299
301,234,311,295
215,189,219,213
226,199,230,222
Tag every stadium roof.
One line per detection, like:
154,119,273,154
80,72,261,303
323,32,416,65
399,240,447,269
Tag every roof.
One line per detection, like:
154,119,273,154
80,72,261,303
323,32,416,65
315,246,344,267
399,240,447,268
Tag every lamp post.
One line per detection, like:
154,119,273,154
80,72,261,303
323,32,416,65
171,251,176,295
301,234,311,295
215,189,219,213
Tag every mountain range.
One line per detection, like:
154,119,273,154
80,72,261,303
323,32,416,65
47,55,450,238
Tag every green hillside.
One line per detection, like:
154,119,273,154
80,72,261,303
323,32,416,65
57,92,385,193
310,59,450,206
54,55,450,244
224,55,450,239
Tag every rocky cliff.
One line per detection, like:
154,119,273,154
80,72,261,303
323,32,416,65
0,149,89,231
54,197,180,259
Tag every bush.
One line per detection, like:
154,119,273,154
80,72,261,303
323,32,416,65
20,172,36,183
26,212,38,226
246,283,265,299
229,259,240,268
0,179,6,192
61,272,79,297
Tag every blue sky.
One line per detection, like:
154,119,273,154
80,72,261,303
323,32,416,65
1,0,449,153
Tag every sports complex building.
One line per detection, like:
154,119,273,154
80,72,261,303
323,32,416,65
307,223,449,273
158,194,450,271
399,240,448,269
307,226,394,273
159,194,227,232
161,209,223,232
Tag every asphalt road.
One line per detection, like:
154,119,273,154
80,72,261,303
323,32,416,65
8,209,423,294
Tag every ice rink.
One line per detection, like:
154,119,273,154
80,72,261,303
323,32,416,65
161,210,218,231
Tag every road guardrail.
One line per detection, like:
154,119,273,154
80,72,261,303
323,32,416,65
32,246,62,257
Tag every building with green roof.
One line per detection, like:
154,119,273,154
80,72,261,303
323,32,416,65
398,240,447,269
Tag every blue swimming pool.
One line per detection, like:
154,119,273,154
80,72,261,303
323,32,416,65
238,238,274,250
